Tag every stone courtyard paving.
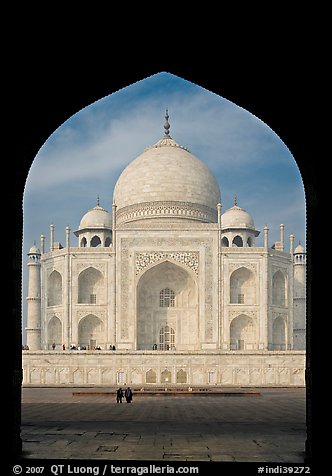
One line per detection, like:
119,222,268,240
21,387,306,463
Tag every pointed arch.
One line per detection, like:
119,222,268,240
176,369,187,384
78,314,105,348
137,255,199,282
12,65,310,457
146,369,157,384
78,266,104,304
47,270,62,306
272,270,287,306
247,236,253,247
230,314,256,350
136,260,198,350
47,315,62,349
230,267,256,304
131,368,143,384
90,235,101,247
161,369,172,384
272,315,286,350
221,236,229,247
232,235,243,247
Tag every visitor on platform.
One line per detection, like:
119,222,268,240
125,387,133,403
116,387,123,403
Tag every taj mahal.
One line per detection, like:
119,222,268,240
22,111,306,387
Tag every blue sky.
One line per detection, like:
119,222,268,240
22,72,306,340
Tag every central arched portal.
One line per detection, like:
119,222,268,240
136,260,198,350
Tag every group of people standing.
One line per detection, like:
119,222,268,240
116,387,133,403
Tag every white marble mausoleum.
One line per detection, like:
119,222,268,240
23,112,306,387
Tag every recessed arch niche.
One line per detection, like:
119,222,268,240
78,314,105,348
47,315,62,349
230,314,256,350
136,260,198,351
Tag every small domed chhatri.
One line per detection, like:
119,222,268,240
113,110,221,224
78,203,112,230
28,244,41,255
220,195,260,248
221,195,256,230
24,110,306,389
74,198,113,248
294,242,305,254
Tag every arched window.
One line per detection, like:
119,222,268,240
105,236,111,247
78,314,104,348
159,288,175,308
90,235,101,247
230,314,256,350
47,315,62,349
247,237,253,247
80,237,87,247
272,270,286,306
47,270,62,306
272,316,286,350
230,267,256,304
232,235,243,247
159,325,175,350
78,267,104,304
221,236,229,247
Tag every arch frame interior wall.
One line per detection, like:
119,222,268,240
14,65,315,462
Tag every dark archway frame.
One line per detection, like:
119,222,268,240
9,62,318,464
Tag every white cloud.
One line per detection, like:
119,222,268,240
25,81,292,195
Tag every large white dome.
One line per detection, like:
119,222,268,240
113,124,221,225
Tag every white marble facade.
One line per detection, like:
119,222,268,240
24,113,306,386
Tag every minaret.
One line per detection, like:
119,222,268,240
293,242,306,350
280,224,285,252
264,225,269,249
26,244,41,350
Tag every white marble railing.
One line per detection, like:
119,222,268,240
22,350,305,387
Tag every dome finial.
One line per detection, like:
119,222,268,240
97,195,100,207
234,193,237,206
164,109,171,137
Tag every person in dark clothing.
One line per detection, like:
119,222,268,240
116,387,123,403
125,387,133,403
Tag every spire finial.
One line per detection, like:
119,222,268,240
234,193,237,206
164,109,171,137
97,195,100,207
